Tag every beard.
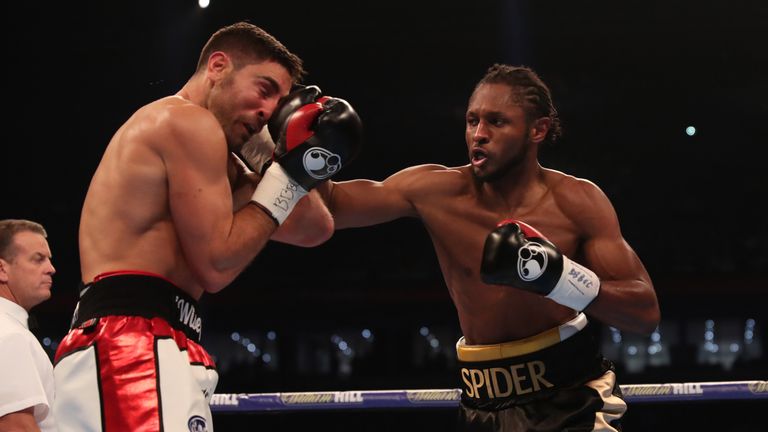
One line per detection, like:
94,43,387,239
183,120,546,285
472,131,531,183
209,74,241,151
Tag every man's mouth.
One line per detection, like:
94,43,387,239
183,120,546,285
471,148,488,166
244,123,256,135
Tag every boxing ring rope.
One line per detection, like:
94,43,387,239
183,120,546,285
210,380,767,412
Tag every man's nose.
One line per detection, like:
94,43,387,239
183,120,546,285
473,121,490,143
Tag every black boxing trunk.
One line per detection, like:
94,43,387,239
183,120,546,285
456,314,626,432
70,270,203,341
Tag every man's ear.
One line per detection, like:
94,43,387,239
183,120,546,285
206,51,232,81
529,117,551,145
0,258,10,284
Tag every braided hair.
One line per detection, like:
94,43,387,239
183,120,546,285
474,64,562,145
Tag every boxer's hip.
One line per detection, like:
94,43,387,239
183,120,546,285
456,313,610,410
69,270,203,342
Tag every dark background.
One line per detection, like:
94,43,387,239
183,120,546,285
3,0,767,430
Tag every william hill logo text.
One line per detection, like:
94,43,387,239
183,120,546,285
461,360,553,399
623,383,704,397
210,394,242,406
406,390,461,402
748,381,767,394
280,392,363,405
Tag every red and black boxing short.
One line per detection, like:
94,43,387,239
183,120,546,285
456,313,626,431
52,271,218,432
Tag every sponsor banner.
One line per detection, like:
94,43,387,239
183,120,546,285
209,382,767,412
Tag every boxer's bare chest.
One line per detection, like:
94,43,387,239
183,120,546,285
414,183,581,341
419,185,579,276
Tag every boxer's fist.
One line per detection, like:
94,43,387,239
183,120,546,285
250,85,362,225
268,85,362,191
480,219,600,311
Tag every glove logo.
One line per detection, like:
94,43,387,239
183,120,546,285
187,415,207,432
302,147,342,180
517,242,548,281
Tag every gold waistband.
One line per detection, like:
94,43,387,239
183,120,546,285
456,313,587,362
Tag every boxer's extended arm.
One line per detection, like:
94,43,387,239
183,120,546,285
320,164,443,229
165,105,276,293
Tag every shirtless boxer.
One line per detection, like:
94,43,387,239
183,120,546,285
319,64,659,431
53,22,361,431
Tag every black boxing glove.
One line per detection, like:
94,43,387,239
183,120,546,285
267,85,324,141
268,85,362,190
480,219,600,311
250,85,363,224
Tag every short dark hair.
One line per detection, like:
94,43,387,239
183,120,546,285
196,22,305,82
0,219,47,261
474,64,562,145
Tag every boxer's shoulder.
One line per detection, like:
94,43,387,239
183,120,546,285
388,164,467,196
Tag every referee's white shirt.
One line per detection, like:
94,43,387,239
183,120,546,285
0,296,57,431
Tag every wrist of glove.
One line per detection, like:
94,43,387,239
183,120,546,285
546,255,600,311
250,162,308,225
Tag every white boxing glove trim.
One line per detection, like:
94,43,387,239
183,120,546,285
250,162,308,225
546,257,600,311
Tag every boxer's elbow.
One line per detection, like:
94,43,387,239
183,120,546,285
294,215,334,247
643,304,662,335
272,207,335,247
195,267,236,294
634,300,661,335
202,281,227,294
199,277,227,294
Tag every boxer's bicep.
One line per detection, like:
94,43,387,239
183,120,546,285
163,108,234,275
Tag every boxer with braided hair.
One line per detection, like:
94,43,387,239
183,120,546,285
319,64,658,431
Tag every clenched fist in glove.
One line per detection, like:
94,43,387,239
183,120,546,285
481,219,600,311
250,85,363,224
